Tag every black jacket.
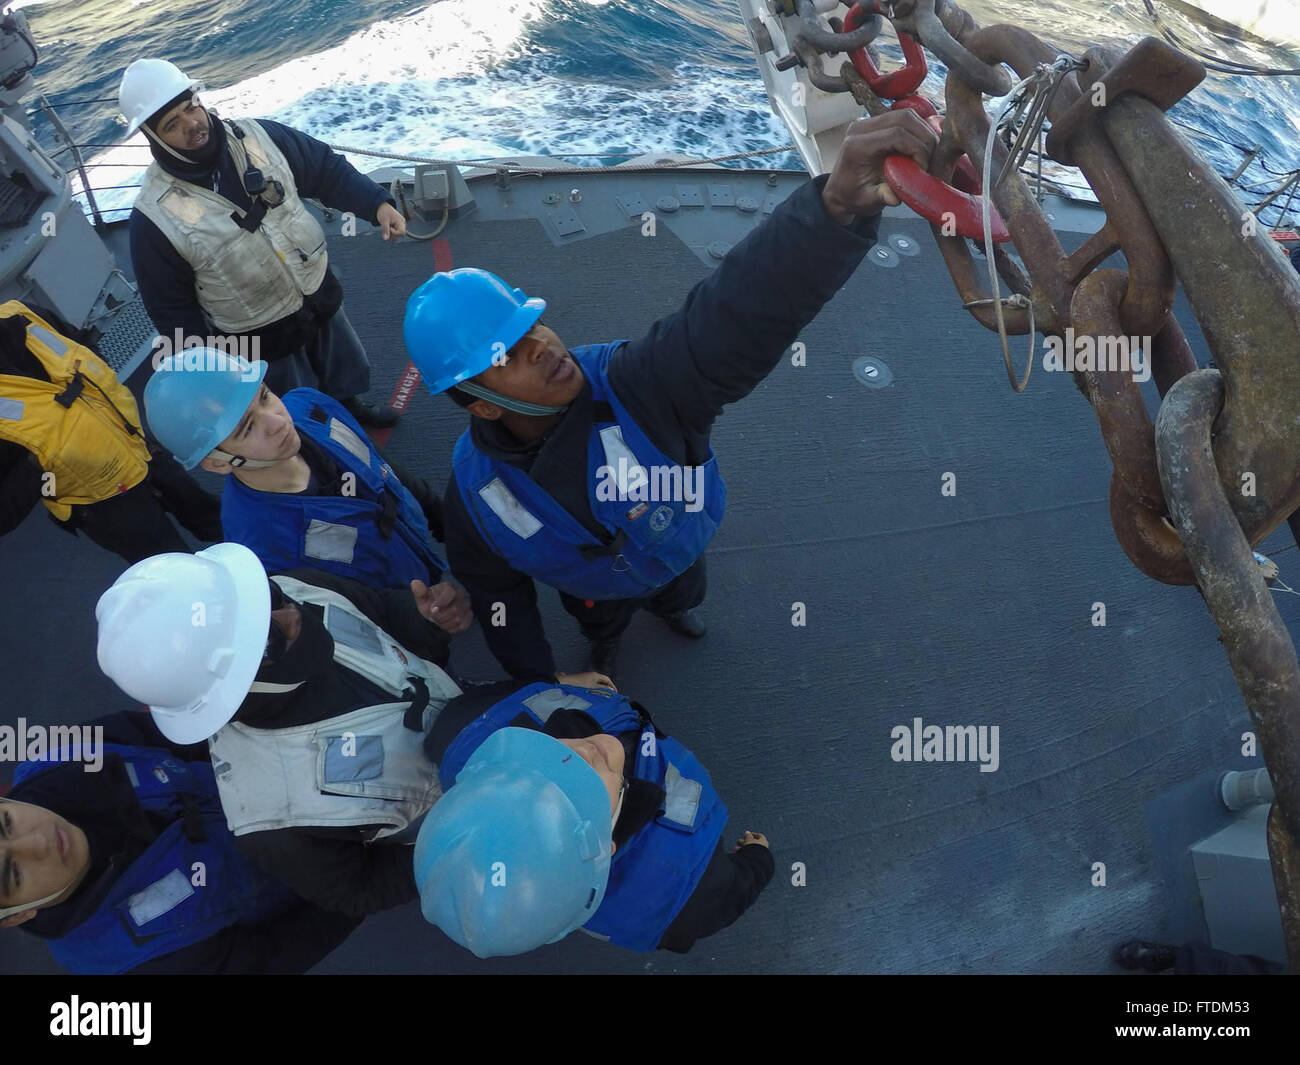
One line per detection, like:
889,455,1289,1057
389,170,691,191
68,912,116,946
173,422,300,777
443,175,881,678
225,568,453,919
10,711,360,974
424,681,774,952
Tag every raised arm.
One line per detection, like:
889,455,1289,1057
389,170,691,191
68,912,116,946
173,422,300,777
609,110,938,462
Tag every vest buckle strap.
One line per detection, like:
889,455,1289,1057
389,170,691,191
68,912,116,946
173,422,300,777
179,793,207,843
232,199,270,234
376,490,399,539
54,371,84,409
403,675,431,732
577,527,627,562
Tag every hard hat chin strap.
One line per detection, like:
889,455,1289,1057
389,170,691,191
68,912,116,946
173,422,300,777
208,447,282,470
454,381,569,417
140,123,197,164
0,884,70,919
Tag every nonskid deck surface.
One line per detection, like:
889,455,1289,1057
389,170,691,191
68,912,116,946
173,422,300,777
4,169,1294,973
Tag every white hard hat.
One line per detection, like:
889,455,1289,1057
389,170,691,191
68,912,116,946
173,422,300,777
118,58,201,136
95,543,271,744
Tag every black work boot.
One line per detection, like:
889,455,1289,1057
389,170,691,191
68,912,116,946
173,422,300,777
658,608,706,639
588,636,620,675
1112,940,1178,973
342,396,400,428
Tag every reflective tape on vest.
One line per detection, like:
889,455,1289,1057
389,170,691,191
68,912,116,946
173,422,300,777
522,687,592,722
662,761,702,830
28,323,69,357
598,425,647,495
479,478,543,539
328,418,371,465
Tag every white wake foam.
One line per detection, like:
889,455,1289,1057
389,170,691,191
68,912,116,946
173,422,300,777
80,0,791,220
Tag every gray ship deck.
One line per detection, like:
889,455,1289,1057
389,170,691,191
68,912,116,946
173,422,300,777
4,163,1294,974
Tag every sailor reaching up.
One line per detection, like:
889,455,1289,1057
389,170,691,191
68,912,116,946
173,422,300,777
404,110,938,679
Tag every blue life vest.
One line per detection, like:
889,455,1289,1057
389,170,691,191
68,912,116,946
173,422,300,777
14,745,298,975
221,388,445,589
452,343,726,600
438,682,727,951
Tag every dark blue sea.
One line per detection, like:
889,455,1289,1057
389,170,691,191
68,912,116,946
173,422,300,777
13,0,1300,224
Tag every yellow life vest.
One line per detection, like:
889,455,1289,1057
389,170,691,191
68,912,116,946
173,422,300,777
0,301,151,521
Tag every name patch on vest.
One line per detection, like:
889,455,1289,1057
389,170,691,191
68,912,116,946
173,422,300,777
305,519,358,563
522,688,591,722
324,735,385,782
0,398,23,421
126,869,194,927
323,604,385,655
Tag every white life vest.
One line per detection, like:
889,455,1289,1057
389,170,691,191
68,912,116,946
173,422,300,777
209,574,463,839
134,119,329,333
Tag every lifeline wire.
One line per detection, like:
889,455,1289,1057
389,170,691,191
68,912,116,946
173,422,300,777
1141,0,1300,76
979,63,1074,393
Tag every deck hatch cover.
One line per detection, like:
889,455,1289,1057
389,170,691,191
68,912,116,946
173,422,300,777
615,193,649,218
548,207,586,237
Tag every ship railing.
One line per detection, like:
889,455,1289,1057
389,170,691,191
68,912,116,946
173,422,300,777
26,88,1299,231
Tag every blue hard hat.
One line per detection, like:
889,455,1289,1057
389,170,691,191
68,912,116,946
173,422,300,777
143,351,267,469
403,268,546,395
414,727,613,958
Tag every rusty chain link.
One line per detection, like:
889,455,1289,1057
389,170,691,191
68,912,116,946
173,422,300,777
775,0,1300,969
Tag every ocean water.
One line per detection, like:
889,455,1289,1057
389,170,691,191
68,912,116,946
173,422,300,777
13,0,1300,224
